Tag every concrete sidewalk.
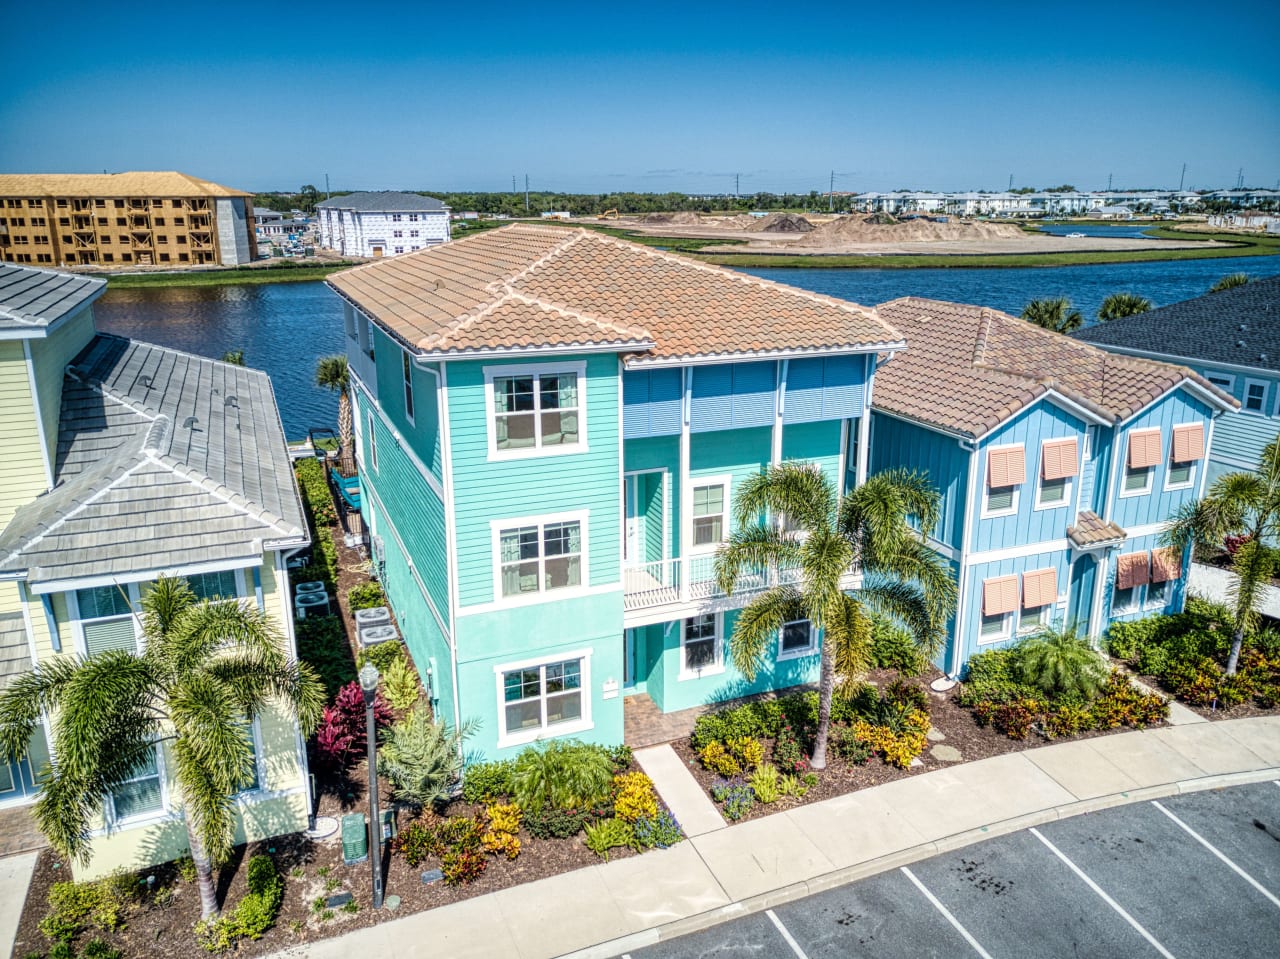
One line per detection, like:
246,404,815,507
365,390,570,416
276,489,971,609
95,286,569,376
0,851,38,959
271,715,1280,959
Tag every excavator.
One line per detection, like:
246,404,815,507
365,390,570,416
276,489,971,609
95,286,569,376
597,209,619,220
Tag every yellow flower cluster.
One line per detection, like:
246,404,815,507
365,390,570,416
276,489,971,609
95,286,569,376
612,771,659,823
852,709,931,769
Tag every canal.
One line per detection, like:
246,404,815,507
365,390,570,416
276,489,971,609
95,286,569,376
95,251,1280,439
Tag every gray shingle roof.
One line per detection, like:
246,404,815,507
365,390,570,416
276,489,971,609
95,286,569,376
0,334,308,585
1074,275,1280,374
0,612,30,686
316,191,448,213
0,263,106,332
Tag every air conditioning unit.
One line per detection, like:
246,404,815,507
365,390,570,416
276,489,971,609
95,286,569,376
295,592,330,619
354,606,391,630
358,624,398,647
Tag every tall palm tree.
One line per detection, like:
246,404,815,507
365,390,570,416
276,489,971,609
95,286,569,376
1164,437,1280,674
1209,273,1250,294
1021,297,1084,333
315,354,352,468
1097,292,1152,322
0,577,324,919
715,464,956,768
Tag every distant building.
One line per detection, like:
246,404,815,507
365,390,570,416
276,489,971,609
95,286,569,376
1089,205,1134,220
540,211,572,220
0,172,257,268
316,192,450,258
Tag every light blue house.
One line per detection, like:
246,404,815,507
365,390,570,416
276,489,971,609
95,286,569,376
870,298,1236,677
327,224,903,758
1075,275,1280,484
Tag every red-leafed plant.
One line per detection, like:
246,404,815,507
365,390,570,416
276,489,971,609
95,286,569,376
1224,533,1253,557
314,680,392,770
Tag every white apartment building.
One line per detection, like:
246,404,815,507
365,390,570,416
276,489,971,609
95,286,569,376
316,191,450,257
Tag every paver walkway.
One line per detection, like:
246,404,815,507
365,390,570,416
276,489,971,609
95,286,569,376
634,744,724,837
268,715,1280,959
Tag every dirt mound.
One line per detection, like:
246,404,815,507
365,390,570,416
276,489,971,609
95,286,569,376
798,214,1023,246
752,213,815,234
642,211,703,225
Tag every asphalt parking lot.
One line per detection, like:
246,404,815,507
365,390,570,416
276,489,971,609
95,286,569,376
619,781,1280,959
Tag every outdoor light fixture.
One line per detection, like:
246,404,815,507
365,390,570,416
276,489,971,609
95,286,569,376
358,661,384,910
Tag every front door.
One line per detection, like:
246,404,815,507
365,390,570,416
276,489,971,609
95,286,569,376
372,246,384,258
623,471,664,567
624,475,642,565
1068,555,1096,637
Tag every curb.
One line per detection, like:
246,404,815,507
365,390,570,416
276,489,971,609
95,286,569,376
558,765,1280,959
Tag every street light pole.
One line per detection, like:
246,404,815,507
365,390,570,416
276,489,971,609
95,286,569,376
358,662,384,910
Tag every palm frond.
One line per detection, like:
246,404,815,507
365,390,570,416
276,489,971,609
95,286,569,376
827,595,873,694
797,529,856,630
169,736,239,865
857,579,943,656
728,587,805,680
0,655,85,761
159,598,287,679
140,575,197,649
731,463,835,532
202,656,325,735
866,535,957,632
714,525,804,596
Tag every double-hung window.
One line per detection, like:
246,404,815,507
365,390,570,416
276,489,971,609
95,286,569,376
1019,568,1057,634
680,614,722,677
778,618,816,659
402,350,415,423
1166,423,1204,490
497,516,584,599
691,479,729,550
1244,379,1268,413
75,585,138,657
488,363,584,457
109,744,164,822
498,653,589,744
1036,438,1077,510
983,446,1024,517
1123,429,1161,496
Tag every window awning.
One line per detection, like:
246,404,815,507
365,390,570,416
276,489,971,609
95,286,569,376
1127,430,1162,469
1171,423,1205,463
987,446,1026,488
1151,547,1183,583
1117,551,1151,589
1022,568,1058,608
982,575,1019,616
1041,438,1080,480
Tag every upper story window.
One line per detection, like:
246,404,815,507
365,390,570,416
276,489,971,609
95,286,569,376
391,214,402,222
496,514,585,599
1166,423,1204,490
983,445,1025,517
1122,428,1161,497
1244,379,1269,413
486,363,585,459
409,214,419,221
402,350,415,423
75,585,138,657
1036,438,1078,510
691,478,729,551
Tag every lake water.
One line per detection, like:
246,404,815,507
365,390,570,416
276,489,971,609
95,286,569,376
96,250,1280,439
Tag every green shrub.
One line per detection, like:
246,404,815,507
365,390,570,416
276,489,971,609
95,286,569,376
377,708,470,808
584,817,638,861
462,759,515,803
869,615,930,676
748,763,781,803
392,818,439,867
441,848,487,885
197,855,283,950
380,655,422,712
831,727,871,764
295,459,337,526
1016,629,1109,699
511,740,615,814
40,876,130,943
295,615,355,699
81,941,123,959
525,804,611,839
607,743,634,771
356,638,405,675
348,582,387,610
632,809,683,849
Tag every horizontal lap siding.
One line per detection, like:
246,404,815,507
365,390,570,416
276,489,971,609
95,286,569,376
869,412,969,551
1112,390,1215,531
31,307,95,468
973,401,1088,554
1209,409,1280,471
690,427,771,508
371,325,443,480
450,354,621,607
0,341,46,531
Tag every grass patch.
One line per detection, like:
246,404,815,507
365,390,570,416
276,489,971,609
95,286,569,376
104,262,361,289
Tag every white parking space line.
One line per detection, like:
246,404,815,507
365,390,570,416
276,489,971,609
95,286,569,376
900,867,995,959
765,909,811,959
1030,828,1177,959
1152,800,1280,910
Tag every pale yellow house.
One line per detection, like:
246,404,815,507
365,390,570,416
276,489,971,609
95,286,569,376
0,263,312,878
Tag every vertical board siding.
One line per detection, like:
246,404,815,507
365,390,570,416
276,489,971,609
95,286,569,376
1112,389,1216,532
448,353,621,606
370,325,443,480
622,368,682,438
868,412,969,550
1102,530,1188,625
784,356,865,424
625,435,680,555
961,549,1071,664
355,390,450,626
972,401,1089,553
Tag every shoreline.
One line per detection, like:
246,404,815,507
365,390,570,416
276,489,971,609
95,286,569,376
101,262,359,290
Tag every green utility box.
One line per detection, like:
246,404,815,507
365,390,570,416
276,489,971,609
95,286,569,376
341,813,368,864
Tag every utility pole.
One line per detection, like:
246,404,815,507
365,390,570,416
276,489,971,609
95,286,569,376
1008,173,1013,191
1107,172,1113,192
1179,163,1186,192
1237,168,1244,189
513,175,517,194
324,173,330,200
829,170,834,212
735,173,740,202
525,174,530,213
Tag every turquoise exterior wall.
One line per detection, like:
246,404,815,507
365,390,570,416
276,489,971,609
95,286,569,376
367,323,443,480
869,412,969,549
781,420,842,485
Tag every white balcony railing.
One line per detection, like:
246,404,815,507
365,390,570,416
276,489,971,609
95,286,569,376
622,554,806,612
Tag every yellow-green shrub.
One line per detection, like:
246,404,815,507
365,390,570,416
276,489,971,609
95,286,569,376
612,771,658,823
486,802,522,835
727,736,765,770
698,740,741,776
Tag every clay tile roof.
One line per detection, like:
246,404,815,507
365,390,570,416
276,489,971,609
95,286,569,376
327,224,903,360
1067,510,1127,548
873,297,1235,438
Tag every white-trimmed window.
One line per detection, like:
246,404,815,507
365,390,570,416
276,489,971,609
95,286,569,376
496,515,585,599
979,611,1012,644
1122,429,1161,497
979,574,1018,645
1145,578,1171,610
188,570,240,602
1165,453,1196,490
108,744,165,823
74,585,138,657
368,410,378,471
1035,438,1078,511
691,478,730,551
496,652,590,746
402,350,415,423
778,618,816,660
486,362,585,458
1019,567,1057,634
1113,551,1149,614
1205,371,1235,393
1112,583,1140,614
1244,378,1268,413
983,445,1025,518
233,719,261,794
680,613,723,678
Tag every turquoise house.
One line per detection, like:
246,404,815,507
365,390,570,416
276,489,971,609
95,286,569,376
327,224,903,759
870,298,1236,677
1075,275,1280,485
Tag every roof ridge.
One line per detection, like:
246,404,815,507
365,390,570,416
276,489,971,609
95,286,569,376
152,453,299,537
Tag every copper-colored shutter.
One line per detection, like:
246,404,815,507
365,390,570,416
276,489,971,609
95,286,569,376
1171,424,1205,463
1041,438,1080,480
982,575,1019,615
1116,551,1151,589
1127,430,1162,469
1151,547,1183,583
1022,568,1058,608
988,447,1027,488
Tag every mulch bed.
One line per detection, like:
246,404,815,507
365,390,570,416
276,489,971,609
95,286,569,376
1128,666,1277,723
677,667,1156,826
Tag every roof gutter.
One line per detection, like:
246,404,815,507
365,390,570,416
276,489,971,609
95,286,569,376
625,341,908,369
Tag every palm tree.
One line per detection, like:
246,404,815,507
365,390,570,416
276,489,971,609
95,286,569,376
1021,297,1084,333
1210,273,1250,294
0,577,324,919
715,464,956,768
315,355,352,469
1164,438,1280,674
1097,292,1152,322
1016,623,1108,698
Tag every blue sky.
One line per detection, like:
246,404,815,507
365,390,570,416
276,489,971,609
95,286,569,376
2,1,1277,195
